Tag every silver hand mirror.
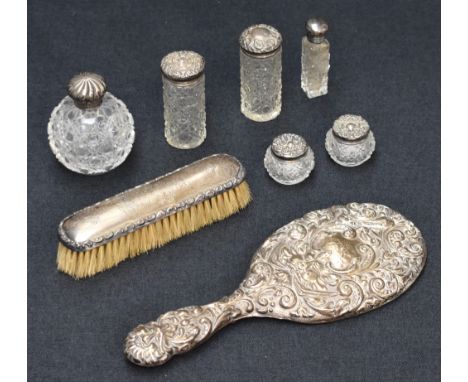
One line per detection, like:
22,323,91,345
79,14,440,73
125,203,426,366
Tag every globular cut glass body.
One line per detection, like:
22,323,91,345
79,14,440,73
325,131,376,167
48,93,135,175
264,147,315,185
240,48,282,122
301,37,330,98
163,75,206,149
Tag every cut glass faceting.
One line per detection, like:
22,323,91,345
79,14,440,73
301,37,330,98
48,93,135,175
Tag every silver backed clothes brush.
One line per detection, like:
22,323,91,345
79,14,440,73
124,202,426,367
57,154,252,278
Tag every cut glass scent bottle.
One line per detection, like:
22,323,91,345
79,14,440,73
301,17,330,98
48,72,135,175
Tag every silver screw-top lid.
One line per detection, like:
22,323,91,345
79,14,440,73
271,133,308,159
332,115,370,141
239,24,282,56
306,17,328,43
161,51,205,82
68,72,107,109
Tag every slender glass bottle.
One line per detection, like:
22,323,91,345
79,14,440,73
301,17,330,98
240,24,282,122
161,51,206,149
47,72,135,175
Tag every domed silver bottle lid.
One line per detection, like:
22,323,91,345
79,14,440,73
325,114,376,167
68,72,107,109
264,133,315,185
306,17,328,43
239,24,282,56
161,51,205,82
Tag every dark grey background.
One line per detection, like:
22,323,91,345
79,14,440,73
28,0,440,381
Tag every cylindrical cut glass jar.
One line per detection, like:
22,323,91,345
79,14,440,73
240,24,282,122
161,51,206,149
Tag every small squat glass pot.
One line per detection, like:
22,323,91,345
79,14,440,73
240,24,282,122
161,51,206,149
325,114,376,167
264,133,315,185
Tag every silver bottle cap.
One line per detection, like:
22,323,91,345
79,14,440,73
161,51,205,82
306,17,328,43
239,24,282,56
68,72,107,109
325,114,376,167
265,133,315,185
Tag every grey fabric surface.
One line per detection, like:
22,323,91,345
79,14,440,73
27,0,440,381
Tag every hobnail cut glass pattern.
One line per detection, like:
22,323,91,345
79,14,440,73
48,93,135,175
240,48,282,122
163,75,206,149
301,37,330,98
264,147,315,185
325,129,376,167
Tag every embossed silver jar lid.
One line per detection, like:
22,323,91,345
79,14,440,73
271,133,308,159
239,24,282,56
306,17,328,43
161,51,205,81
68,72,107,109
326,114,376,167
332,114,370,141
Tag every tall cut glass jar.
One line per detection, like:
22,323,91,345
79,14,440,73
301,17,330,98
240,24,282,122
161,51,206,149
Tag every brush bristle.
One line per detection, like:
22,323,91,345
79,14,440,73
57,181,252,279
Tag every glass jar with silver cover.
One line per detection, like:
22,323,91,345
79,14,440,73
325,114,376,167
240,24,282,122
161,51,206,149
264,133,315,185
48,72,135,175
